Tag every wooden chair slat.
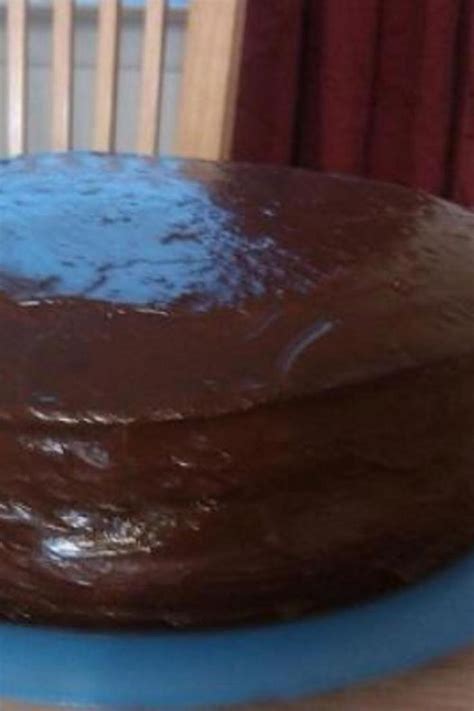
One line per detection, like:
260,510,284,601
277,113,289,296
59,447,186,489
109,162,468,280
93,0,121,152
3,0,246,160
51,0,74,151
176,0,247,160
136,0,166,155
7,0,28,157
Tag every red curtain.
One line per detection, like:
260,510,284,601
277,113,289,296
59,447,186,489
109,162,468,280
232,0,474,207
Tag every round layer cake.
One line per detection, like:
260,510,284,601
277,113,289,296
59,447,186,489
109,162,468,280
0,152,473,628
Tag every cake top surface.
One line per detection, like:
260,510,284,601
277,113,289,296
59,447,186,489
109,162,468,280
0,152,473,425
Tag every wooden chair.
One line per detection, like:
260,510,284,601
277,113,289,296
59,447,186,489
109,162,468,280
5,0,247,160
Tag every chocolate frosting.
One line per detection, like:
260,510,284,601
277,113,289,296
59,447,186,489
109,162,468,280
0,152,473,627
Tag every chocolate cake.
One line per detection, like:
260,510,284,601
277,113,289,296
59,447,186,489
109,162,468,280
0,152,473,628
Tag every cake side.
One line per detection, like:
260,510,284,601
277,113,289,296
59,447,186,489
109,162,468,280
0,153,473,425
0,355,473,626
0,153,473,627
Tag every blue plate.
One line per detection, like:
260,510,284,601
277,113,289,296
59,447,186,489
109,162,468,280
1,552,474,708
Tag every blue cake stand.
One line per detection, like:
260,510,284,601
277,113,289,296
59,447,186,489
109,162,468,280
1,551,474,708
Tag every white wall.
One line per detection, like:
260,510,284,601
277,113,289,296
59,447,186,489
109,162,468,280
0,4,186,157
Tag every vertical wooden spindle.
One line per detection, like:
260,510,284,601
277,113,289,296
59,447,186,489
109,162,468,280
7,0,28,156
136,0,166,155
51,0,74,151
93,0,121,152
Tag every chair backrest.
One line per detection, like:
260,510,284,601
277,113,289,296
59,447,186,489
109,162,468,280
4,0,247,159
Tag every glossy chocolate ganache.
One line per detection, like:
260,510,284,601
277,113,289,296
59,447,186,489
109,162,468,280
0,152,473,628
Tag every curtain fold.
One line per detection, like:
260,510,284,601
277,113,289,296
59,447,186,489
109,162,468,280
233,0,474,207
232,0,304,164
451,0,474,205
297,0,381,175
367,0,460,195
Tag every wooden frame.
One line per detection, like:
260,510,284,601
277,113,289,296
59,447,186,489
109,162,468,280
176,0,247,160
3,0,247,160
